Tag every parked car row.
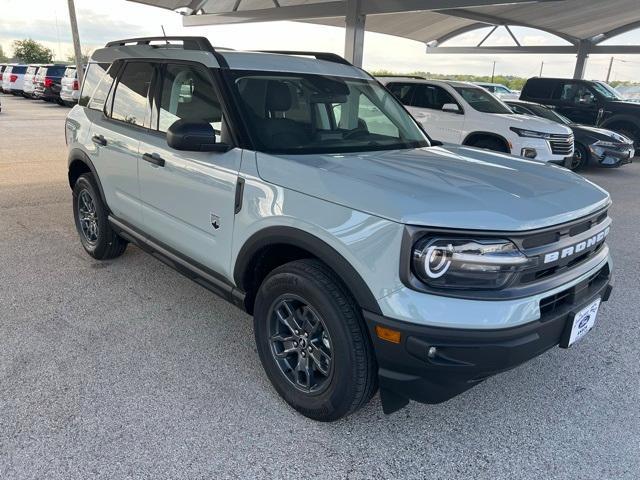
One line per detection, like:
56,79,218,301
0,63,82,107
381,76,635,171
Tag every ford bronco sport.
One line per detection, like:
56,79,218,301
66,37,614,421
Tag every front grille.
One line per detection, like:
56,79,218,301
548,133,574,156
539,264,610,318
512,208,610,288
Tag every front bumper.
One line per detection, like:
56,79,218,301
364,264,612,414
588,143,634,167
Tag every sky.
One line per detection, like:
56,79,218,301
1,0,640,81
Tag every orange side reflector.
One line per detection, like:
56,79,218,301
375,325,402,344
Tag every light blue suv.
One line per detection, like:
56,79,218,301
65,37,613,421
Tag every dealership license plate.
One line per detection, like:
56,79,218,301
564,297,601,347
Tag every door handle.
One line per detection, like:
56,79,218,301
91,134,107,146
142,153,165,167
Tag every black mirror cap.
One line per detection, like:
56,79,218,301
166,119,231,152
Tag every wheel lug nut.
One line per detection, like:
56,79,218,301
295,330,300,335
308,347,312,352
293,341,298,347
301,352,306,357
304,332,308,338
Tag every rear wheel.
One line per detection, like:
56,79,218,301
72,173,128,260
569,143,589,171
254,259,377,421
469,136,510,153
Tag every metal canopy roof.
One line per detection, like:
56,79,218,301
127,0,640,77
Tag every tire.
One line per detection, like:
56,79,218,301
569,143,589,171
254,259,377,421
72,173,128,260
469,136,509,153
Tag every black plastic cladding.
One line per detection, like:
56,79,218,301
400,205,611,301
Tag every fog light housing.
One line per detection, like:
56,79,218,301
521,148,537,159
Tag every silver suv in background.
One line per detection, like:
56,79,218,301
66,37,614,421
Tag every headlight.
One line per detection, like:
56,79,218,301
593,140,622,148
510,127,551,139
412,238,532,290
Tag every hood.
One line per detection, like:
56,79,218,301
493,113,572,134
570,124,632,143
256,145,610,231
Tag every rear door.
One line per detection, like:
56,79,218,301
87,61,154,226
136,62,242,276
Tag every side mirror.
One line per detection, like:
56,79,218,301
442,103,461,114
166,120,231,152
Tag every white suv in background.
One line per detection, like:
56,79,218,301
473,82,520,100
379,77,574,164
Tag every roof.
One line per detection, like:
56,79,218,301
127,0,640,46
90,39,369,78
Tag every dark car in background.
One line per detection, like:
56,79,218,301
507,99,634,171
33,64,69,104
520,77,640,146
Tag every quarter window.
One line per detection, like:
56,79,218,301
157,64,223,137
82,63,113,109
411,85,457,110
110,62,154,127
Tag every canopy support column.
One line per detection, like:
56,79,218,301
344,0,365,67
573,40,591,79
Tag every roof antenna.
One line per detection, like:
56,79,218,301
161,25,169,44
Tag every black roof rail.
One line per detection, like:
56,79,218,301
104,36,230,68
376,74,427,80
256,50,353,66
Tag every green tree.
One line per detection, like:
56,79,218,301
12,39,54,63
0,45,7,62
66,49,90,65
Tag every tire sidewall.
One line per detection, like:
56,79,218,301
72,174,111,258
570,143,589,171
254,267,364,420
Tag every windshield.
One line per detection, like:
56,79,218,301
453,86,512,114
226,70,430,155
592,81,622,100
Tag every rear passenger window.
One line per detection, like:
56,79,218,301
522,79,555,100
110,62,154,127
80,62,112,108
157,64,222,135
412,85,456,110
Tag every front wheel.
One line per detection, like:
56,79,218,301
569,143,589,171
254,259,377,421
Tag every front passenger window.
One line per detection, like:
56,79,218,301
157,64,223,139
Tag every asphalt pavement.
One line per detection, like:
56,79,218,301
1,93,639,479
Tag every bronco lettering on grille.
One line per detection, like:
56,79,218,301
543,226,610,264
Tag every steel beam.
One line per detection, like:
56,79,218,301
572,40,590,79
426,45,578,54
344,0,365,67
184,0,553,26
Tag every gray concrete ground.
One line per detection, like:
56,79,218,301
0,93,639,480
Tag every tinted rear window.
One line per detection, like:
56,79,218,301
12,66,27,74
522,79,557,100
46,66,67,76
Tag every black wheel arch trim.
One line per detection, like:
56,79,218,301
463,131,511,150
600,115,640,132
234,226,382,315
67,148,108,207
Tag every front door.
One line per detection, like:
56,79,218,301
137,62,242,278
555,81,600,125
406,84,465,143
